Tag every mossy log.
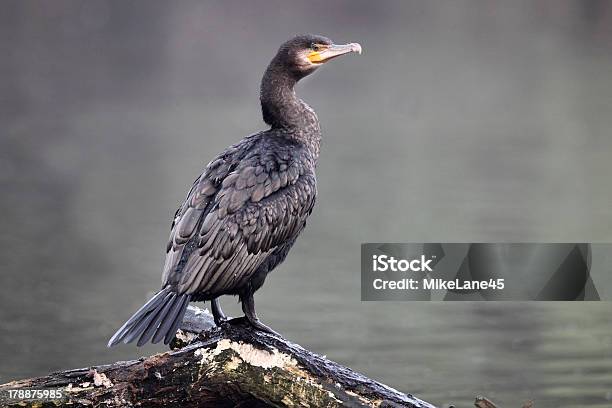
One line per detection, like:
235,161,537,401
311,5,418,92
0,306,437,408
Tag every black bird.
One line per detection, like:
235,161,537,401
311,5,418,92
108,34,362,347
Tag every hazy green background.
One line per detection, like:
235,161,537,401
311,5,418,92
1,1,612,407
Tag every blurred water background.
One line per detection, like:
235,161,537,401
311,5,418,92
1,1,612,407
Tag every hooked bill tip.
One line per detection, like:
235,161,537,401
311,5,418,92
350,43,363,55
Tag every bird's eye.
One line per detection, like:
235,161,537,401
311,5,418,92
311,43,322,51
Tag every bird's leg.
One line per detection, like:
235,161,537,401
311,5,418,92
240,293,279,335
211,298,228,326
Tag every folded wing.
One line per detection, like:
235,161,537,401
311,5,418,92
162,139,316,297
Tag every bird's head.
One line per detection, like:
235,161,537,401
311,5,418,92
273,34,362,79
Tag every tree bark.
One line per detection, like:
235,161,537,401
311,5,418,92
0,306,437,408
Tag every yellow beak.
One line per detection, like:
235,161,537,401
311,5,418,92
308,43,363,64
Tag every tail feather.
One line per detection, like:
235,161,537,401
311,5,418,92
107,288,191,347
154,294,188,344
121,292,174,344
107,288,170,347
137,293,176,346
163,295,190,345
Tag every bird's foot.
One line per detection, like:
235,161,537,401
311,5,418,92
214,315,229,327
211,299,229,327
225,316,247,326
246,318,280,336
224,316,280,336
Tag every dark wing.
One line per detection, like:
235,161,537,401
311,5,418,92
162,139,316,297
160,136,256,287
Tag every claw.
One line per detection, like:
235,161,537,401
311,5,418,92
224,316,279,336
248,319,280,336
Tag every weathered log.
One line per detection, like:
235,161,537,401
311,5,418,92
473,396,534,408
0,306,437,408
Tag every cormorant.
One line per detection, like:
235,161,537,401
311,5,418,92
108,34,362,347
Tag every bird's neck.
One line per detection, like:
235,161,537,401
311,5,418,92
260,66,321,155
